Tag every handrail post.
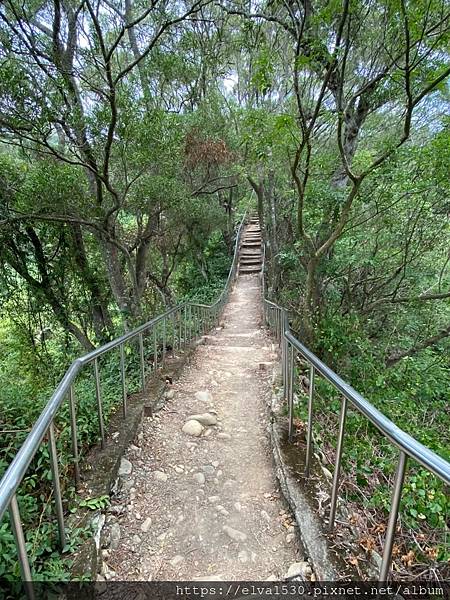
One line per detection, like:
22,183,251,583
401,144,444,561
48,422,66,549
184,305,188,349
281,329,286,397
120,343,127,416
169,312,174,356
93,358,105,448
305,365,315,477
288,343,295,442
379,452,408,580
9,495,35,600
139,332,145,392
188,304,192,342
153,327,158,371
68,385,80,487
329,396,348,530
162,317,166,364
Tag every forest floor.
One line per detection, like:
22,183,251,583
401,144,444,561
103,273,306,581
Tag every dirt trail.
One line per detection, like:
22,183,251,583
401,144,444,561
105,269,303,581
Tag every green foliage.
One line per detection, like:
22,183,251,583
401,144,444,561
177,230,232,303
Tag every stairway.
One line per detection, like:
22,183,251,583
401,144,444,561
239,216,262,275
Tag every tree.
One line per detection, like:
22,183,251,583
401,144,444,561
0,0,237,344
221,0,450,345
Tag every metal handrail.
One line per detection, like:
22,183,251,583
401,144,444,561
262,256,450,581
0,212,246,592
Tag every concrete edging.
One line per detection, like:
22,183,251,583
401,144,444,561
70,348,195,579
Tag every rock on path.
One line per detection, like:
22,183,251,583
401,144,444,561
105,267,302,580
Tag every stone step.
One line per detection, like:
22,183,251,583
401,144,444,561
240,257,262,265
239,265,262,273
241,241,261,247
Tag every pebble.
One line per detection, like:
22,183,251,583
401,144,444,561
208,496,220,503
109,505,125,515
238,550,248,563
118,458,132,477
218,433,231,440
154,471,168,482
165,389,175,399
223,525,247,543
217,505,229,517
182,420,204,437
174,466,184,474
201,465,215,475
194,391,212,403
188,412,218,426
234,502,242,512
286,533,295,543
212,460,220,467
321,466,333,480
109,522,121,550
170,555,184,567
193,472,205,485
140,517,152,533
101,563,116,580
286,562,312,579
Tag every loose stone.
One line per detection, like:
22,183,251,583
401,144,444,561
238,550,249,563
140,517,152,533
193,472,205,485
201,465,215,475
154,471,168,482
187,412,217,426
223,525,247,543
286,562,312,580
170,555,184,567
118,458,132,477
109,522,121,550
182,420,204,437
194,391,212,403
